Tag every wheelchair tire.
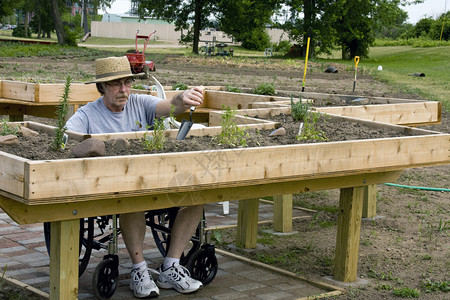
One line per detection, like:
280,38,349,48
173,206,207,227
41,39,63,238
92,255,119,300
43,217,94,277
186,244,218,285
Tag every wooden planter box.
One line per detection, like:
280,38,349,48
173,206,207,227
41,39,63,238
1,103,448,299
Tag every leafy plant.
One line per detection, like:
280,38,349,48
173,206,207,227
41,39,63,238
0,118,20,136
51,75,72,151
212,105,249,147
142,118,166,151
296,113,328,141
172,82,188,90
392,286,420,298
421,279,450,293
291,95,309,121
253,82,275,95
225,85,242,93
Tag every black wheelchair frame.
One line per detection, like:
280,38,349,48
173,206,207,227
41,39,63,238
43,207,218,299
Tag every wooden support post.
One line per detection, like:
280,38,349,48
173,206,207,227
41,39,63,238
49,219,79,300
362,184,377,218
236,198,259,249
273,194,293,232
334,187,364,282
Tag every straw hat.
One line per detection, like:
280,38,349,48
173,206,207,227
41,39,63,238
85,56,144,84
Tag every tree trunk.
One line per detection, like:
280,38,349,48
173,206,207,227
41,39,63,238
24,11,29,37
302,0,314,58
50,0,65,45
83,0,89,35
192,0,202,54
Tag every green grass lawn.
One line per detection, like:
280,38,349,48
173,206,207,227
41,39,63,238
317,46,450,111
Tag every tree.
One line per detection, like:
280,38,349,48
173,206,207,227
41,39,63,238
217,0,281,51
279,0,337,58
0,0,16,21
136,0,219,54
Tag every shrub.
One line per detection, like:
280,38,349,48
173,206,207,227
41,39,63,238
12,25,30,38
172,82,188,90
253,83,275,95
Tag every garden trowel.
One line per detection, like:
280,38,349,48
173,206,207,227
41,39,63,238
176,106,196,140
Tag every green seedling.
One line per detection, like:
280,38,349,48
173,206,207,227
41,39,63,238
392,286,420,298
51,75,72,151
296,113,328,141
212,105,248,147
291,95,309,122
142,118,166,151
0,118,20,136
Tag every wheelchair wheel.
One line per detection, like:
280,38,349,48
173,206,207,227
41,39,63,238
43,217,94,277
145,208,201,265
186,244,218,285
92,255,119,300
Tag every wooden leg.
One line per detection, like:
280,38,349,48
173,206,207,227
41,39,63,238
362,184,377,218
236,198,259,249
334,187,364,282
273,194,293,232
49,219,79,300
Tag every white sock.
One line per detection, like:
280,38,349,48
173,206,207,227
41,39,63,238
163,257,180,270
132,261,146,270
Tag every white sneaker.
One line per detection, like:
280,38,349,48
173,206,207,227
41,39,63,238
157,262,203,294
129,265,159,298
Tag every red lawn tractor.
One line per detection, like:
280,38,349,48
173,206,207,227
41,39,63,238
125,30,157,79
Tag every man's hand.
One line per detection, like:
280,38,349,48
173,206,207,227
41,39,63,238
180,86,204,110
156,86,205,118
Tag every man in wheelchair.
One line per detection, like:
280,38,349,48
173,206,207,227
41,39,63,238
66,56,204,298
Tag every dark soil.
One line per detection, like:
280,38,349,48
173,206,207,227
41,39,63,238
0,52,449,300
0,114,426,161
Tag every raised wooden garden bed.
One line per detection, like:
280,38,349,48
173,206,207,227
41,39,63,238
0,83,449,299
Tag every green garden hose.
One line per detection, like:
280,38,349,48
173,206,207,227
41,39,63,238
383,183,450,192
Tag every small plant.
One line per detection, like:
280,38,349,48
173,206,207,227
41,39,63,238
296,113,327,141
172,82,188,90
392,286,420,298
212,105,249,147
51,75,72,151
253,82,275,95
291,95,309,121
142,118,166,151
421,279,450,293
0,118,20,136
225,85,242,93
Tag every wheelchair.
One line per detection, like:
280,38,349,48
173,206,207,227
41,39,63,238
43,207,218,299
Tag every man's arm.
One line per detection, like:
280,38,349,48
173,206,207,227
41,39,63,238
155,86,204,118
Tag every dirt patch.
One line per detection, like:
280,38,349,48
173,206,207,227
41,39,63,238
1,53,449,300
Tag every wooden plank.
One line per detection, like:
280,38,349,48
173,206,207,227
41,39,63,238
208,111,278,126
237,198,259,248
334,186,364,282
0,171,403,223
205,90,291,110
362,184,377,218
22,133,449,200
0,152,26,197
36,83,99,103
1,81,36,102
49,219,79,300
314,102,440,126
273,194,293,232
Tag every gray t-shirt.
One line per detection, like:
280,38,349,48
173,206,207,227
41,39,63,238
66,93,161,134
